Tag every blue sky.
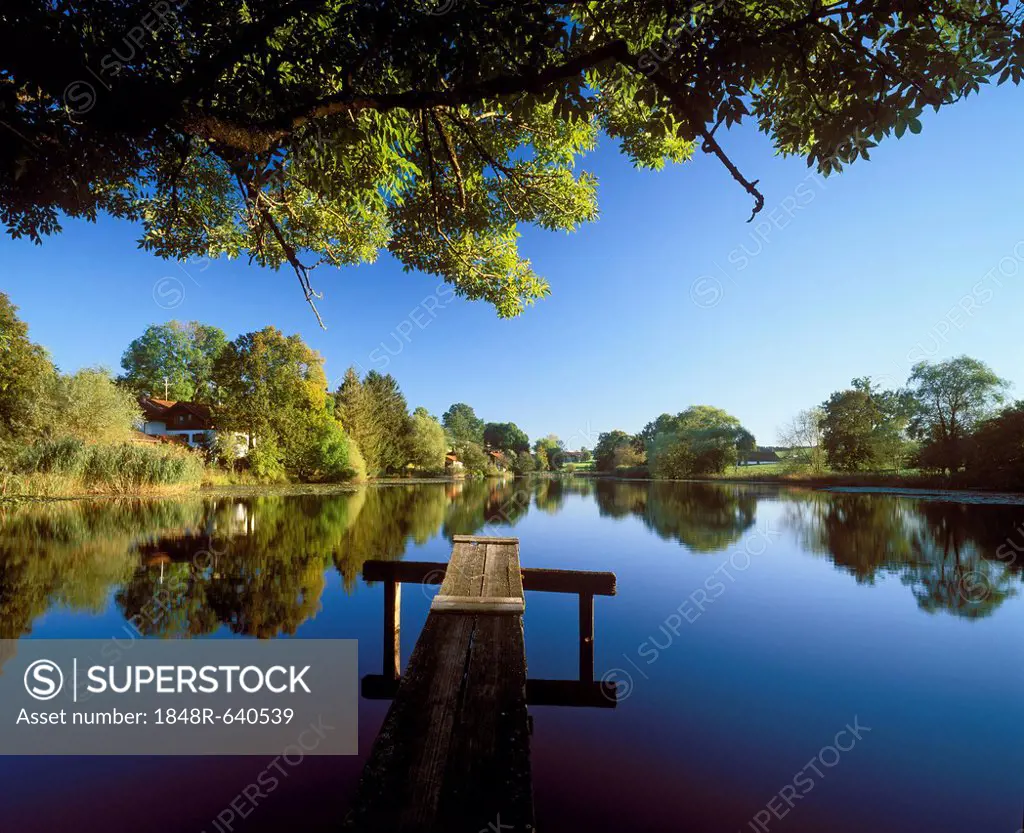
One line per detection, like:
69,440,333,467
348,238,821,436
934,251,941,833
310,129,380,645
2,83,1023,448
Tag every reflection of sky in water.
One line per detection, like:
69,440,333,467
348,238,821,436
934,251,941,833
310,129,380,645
1,482,1022,833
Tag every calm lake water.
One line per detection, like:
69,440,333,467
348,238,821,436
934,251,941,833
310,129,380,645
1,479,1022,833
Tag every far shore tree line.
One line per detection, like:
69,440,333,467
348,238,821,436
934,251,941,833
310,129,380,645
592,406,756,479
0,296,579,488
591,356,1022,489
777,356,1022,488
4,291,1020,491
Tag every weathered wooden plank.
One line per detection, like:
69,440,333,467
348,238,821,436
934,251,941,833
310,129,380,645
482,542,514,599
363,560,617,597
434,614,533,833
451,534,520,544
347,537,534,833
363,561,446,585
579,591,594,682
344,613,476,831
521,566,616,596
432,539,524,614
431,595,524,614
437,542,484,599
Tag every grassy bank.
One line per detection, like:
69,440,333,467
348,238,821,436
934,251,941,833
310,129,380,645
1,438,205,498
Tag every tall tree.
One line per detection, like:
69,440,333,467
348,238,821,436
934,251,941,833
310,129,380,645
408,407,447,472
866,383,919,472
593,430,636,472
967,402,1024,489
212,327,328,467
363,371,412,473
442,403,484,446
778,407,826,473
533,434,564,471
0,292,55,443
4,3,1019,321
639,413,679,449
646,406,749,476
483,422,530,454
908,356,1008,472
120,321,227,401
334,367,383,475
820,389,879,472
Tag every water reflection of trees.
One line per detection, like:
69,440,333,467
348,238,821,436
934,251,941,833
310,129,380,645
1,480,606,637
0,499,205,638
117,487,458,638
784,493,1023,618
3,482,1023,637
595,481,757,552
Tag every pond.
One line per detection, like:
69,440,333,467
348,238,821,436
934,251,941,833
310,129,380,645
1,480,1022,833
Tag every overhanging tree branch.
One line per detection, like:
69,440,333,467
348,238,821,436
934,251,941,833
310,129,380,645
180,40,633,152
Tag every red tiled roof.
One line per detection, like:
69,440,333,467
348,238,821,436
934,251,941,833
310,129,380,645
139,397,213,429
168,401,212,421
139,397,174,419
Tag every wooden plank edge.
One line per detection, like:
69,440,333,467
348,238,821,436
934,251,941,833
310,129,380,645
363,560,446,584
522,567,617,596
431,595,525,614
451,534,520,544
363,560,617,596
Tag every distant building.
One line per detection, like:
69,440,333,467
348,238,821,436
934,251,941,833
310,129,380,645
488,450,508,472
139,397,177,434
445,453,464,474
138,397,248,455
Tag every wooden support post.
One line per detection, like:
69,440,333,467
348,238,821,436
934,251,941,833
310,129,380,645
579,591,594,683
384,580,401,681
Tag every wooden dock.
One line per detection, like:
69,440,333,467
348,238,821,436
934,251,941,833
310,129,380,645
344,535,616,833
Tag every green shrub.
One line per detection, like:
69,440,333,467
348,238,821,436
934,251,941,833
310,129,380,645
83,443,204,490
247,437,288,482
288,413,353,481
16,436,90,476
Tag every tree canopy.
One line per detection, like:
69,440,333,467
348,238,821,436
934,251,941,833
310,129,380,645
408,407,447,472
0,292,54,442
908,355,1007,471
5,1,1022,321
483,422,530,454
442,402,485,446
119,320,226,401
212,326,329,476
645,405,752,476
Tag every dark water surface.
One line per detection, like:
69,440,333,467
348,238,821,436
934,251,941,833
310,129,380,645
1,480,1022,833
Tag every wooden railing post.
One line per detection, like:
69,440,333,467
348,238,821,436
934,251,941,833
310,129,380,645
578,591,594,682
384,580,401,681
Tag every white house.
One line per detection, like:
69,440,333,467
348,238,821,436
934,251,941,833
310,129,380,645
138,397,249,455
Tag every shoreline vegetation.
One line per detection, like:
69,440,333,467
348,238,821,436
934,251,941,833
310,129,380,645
6,467,1024,504
4,297,1024,503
